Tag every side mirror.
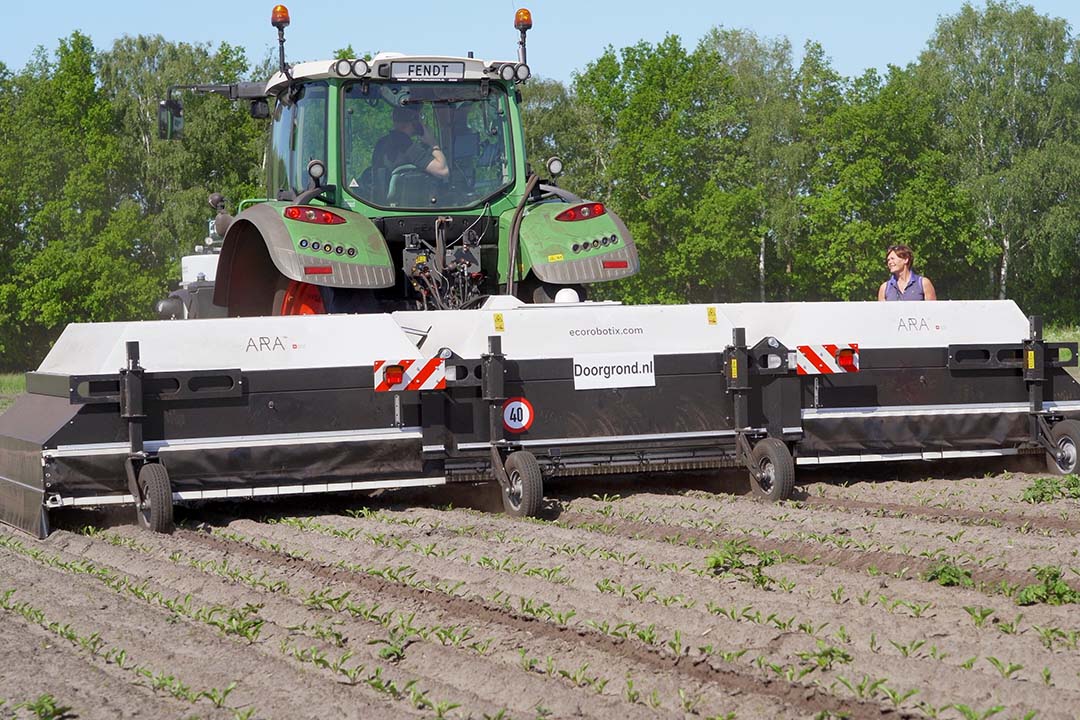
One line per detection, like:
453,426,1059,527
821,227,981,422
249,99,270,119
157,99,184,140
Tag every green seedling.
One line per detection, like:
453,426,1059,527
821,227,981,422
963,606,994,628
880,684,919,708
796,640,853,671
199,682,238,708
1017,565,1080,606
13,695,73,720
889,638,926,658
368,628,411,662
835,674,886,700
996,613,1023,634
950,704,1004,720
985,656,1023,679
922,561,973,587
1033,624,1066,649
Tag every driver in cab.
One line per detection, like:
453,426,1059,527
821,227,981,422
371,105,448,179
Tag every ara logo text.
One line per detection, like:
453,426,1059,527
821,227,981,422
246,336,291,352
896,317,941,332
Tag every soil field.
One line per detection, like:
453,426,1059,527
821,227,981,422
2,463,1079,720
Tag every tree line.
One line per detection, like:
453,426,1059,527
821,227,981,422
1,1,1078,370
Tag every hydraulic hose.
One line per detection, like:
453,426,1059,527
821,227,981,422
505,173,540,297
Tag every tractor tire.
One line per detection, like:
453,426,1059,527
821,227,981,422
530,281,587,304
1047,419,1080,475
135,463,174,534
501,451,544,518
272,276,326,316
749,438,795,502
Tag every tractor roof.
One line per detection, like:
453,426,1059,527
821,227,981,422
266,52,524,95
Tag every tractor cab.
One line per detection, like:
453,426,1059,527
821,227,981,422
158,6,638,316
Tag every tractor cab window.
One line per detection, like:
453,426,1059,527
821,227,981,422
267,82,329,199
342,81,514,209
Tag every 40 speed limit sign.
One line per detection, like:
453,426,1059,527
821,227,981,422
502,397,534,433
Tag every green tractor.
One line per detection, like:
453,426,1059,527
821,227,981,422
158,5,637,317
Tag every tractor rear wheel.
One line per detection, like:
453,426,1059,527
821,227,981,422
530,281,587,304
1047,419,1080,475
135,463,174,534
749,438,795,502
273,278,327,316
501,451,543,518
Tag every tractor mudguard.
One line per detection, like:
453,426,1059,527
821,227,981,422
500,202,639,285
213,202,395,310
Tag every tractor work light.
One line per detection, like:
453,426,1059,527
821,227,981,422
351,59,369,77
499,64,516,82
333,59,352,76
515,63,531,81
514,8,533,31
271,4,290,28
384,364,406,386
555,203,606,222
284,206,346,225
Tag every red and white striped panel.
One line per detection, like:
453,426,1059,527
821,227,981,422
373,358,446,392
795,344,859,375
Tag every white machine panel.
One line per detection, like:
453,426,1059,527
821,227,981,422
717,300,1029,349
395,299,1031,360
39,315,423,374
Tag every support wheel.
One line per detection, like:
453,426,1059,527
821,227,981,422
749,438,794,502
1047,419,1080,475
502,451,543,518
135,463,174,534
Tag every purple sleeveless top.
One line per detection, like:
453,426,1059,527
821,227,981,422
884,271,924,301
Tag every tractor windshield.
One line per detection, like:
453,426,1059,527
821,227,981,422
342,81,515,210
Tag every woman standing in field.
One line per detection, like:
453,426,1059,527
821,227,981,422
878,244,937,301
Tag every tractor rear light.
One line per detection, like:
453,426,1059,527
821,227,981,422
384,364,405,385
603,260,629,269
601,237,610,246
836,347,860,372
271,4,290,28
347,247,357,257
514,8,533,30
591,239,600,248
304,266,333,275
572,243,580,253
610,234,618,243
555,203,605,222
284,206,346,225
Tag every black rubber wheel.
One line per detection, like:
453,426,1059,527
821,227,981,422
1047,419,1080,475
501,451,544,518
749,438,795,502
135,463,174,534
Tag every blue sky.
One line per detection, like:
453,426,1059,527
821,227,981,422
5,1,1080,82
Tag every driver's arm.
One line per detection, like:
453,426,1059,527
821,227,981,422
425,146,449,178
